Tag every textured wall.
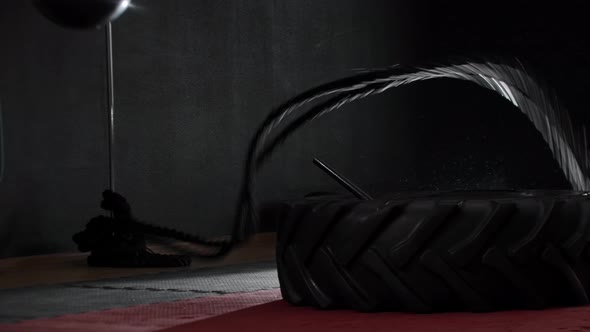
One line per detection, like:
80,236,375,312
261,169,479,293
0,1,109,257
1,0,587,257
411,0,590,190
0,0,419,257
110,0,420,238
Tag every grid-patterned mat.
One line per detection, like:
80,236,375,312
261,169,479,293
0,289,282,332
71,261,279,294
0,286,210,323
0,260,279,323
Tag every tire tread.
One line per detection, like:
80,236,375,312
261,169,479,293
273,191,590,312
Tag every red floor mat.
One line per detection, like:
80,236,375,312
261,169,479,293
159,300,590,332
0,289,281,332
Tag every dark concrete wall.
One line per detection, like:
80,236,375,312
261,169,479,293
0,0,420,257
1,0,588,257
411,0,590,190
0,1,108,257
112,0,421,238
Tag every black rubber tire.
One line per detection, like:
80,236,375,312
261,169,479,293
268,190,590,312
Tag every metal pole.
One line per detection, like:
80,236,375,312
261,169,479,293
106,22,115,192
313,158,373,200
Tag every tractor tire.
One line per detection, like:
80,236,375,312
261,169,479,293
268,190,590,312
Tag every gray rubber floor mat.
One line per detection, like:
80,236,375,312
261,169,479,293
0,285,212,323
0,261,279,323
72,260,280,293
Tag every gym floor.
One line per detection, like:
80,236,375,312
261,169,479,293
1,232,590,332
0,233,281,331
